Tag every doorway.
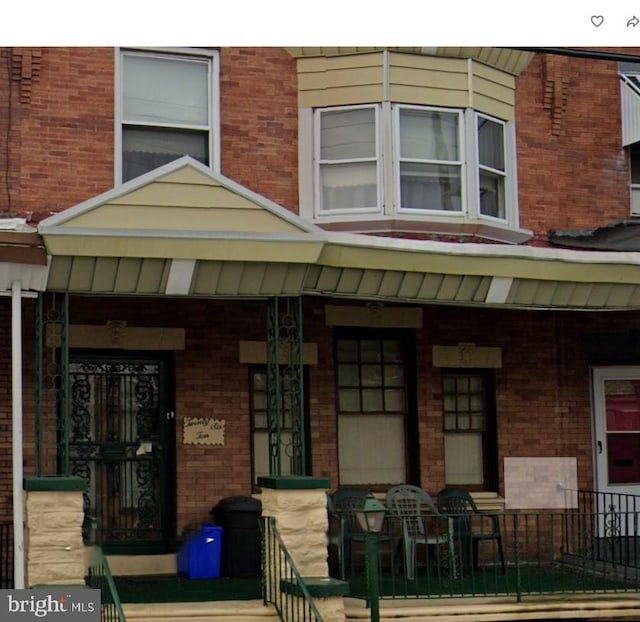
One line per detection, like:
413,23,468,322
67,352,176,553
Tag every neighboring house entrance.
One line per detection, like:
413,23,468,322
593,366,640,500
68,353,176,553
592,366,640,563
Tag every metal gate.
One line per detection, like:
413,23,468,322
68,355,175,553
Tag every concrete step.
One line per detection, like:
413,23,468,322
106,554,177,576
122,600,278,622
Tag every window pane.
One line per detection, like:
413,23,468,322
320,108,376,160
400,162,462,211
362,389,383,411
400,109,459,161
477,117,505,171
123,55,209,126
385,388,406,412
361,364,382,387
320,162,377,211
337,339,358,362
253,393,267,411
339,389,360,412
384,364,404,387
360,340,381,362
337,363,360,386
383,340,404,362
123,127,208,182
479,169,505,219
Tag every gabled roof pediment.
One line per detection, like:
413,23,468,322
38,156,325,259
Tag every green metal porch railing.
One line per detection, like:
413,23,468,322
334,508,640,603
86,545,126,622
262,517,324,622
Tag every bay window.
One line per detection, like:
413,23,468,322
310,102,517,231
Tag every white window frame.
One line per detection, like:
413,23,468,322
313,104,383,218
394,104,466,217
472,111,509,222
115,47,220,185
304,103,521,234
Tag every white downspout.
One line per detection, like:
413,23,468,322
11,280,24,589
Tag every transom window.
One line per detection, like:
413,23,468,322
311,103,515,228
118,49,219,183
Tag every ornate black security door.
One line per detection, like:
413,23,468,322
68,354,175,553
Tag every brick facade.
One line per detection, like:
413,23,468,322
0,46,637,544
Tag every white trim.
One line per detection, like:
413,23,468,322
485,276,513,304
298,108,314,221
11,281,24,589
325,230,640,265
165,259,196,295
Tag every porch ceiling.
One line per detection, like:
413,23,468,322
38,159,640,310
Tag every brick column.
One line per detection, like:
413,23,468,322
258,476,348,622
23,477,88,587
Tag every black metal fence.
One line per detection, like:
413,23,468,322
334,507,640,602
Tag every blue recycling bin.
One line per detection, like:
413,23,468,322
177,523,223,579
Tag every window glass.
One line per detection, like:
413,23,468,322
318,108,379,212
320,108,376,159
399,109,462,212
120,51,213,183
400,109,459,161
122,127,208,183
123,55,209,126
478,116,506,219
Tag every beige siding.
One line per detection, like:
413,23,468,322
288,47,534,77
297,52,385,107
388,53,470,107
471,61,517,120
298,51,517,120
66,204,304,233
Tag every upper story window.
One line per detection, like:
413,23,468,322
312,103,514,227
118,48,219,183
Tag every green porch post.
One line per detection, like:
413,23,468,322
35,292,70,476
266,297,305,477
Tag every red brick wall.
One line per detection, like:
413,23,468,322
220,47,299,213
516,53,630,242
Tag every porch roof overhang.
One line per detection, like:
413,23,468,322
37,158,640,311
0,221,49,294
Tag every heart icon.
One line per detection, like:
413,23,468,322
591,15,604,27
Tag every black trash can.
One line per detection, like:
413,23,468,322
211,496,262,578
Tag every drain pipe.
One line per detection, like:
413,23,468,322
11,280,25,589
